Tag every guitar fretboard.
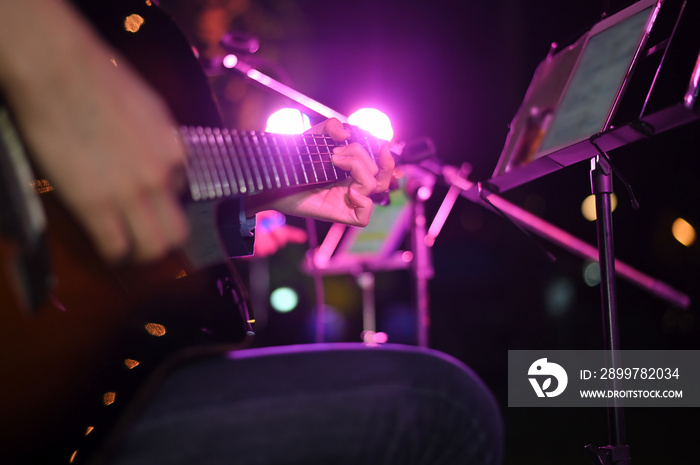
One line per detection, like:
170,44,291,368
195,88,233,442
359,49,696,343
180,126,382,201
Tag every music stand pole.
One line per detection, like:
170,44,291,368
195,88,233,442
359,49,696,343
586,154,631,465
411,188,433,348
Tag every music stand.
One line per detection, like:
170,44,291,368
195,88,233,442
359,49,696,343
473,0,700,463
302,176,436,345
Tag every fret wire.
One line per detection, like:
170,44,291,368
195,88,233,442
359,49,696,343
222,129,247,194
302,134,319,182
207,129,229,197
302,134,336,149
232,130,255,194
300,134,317,184
251,131,273,191
194,130,211,199
194,128,217,200
298,133,342,184
197,127,216,200
286,135,305,186
304,134,329,181
194,129,210,198
203,128,226,199
260,133,282,189
213,128,238,196
269,134,290,188
181,127,203,201
318,134,338,181
242,132,264,192
197,127,215,200
300,134,312,183
320,135,337,179
315,134,329,182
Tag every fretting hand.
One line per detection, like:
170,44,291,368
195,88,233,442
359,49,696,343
245,118,395,227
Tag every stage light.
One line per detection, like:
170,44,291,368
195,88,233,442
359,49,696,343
270,286,299,313
671,217,696,247
265,108,311,134
347,108,394,141
581,194,618,221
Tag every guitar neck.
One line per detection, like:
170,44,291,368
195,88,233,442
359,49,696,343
180,126,383,201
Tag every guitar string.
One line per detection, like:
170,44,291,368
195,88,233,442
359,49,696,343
182,126,383,163
181,127,383,200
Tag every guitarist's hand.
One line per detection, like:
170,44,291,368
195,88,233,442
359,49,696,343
0,1,190,264
246,118,395,227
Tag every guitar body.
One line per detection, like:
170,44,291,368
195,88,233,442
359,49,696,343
0,2,253,463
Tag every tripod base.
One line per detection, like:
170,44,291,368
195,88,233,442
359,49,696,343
585,444,631,465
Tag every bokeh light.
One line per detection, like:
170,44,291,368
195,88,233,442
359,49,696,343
270,287,299,313
581,193,618,221
671,217,696,247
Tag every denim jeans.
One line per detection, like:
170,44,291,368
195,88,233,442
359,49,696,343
99,343,502,465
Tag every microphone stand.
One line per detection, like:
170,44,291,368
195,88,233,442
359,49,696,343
209,53,349,123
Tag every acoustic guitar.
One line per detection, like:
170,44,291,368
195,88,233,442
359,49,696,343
0,1,385,463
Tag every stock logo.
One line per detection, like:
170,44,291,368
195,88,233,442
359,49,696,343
528,358,568,398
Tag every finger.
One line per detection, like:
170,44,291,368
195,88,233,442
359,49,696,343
124,200,168,262
80,205,132,263
282,225,308,244
154,191,191,248
268,225,307,249
312,117,350,141
347,187,374,227
332,144,378,196
253,231,276,257
124,191,189,262
374,145,395,193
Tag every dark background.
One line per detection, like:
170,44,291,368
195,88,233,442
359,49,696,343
205,1,700,463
